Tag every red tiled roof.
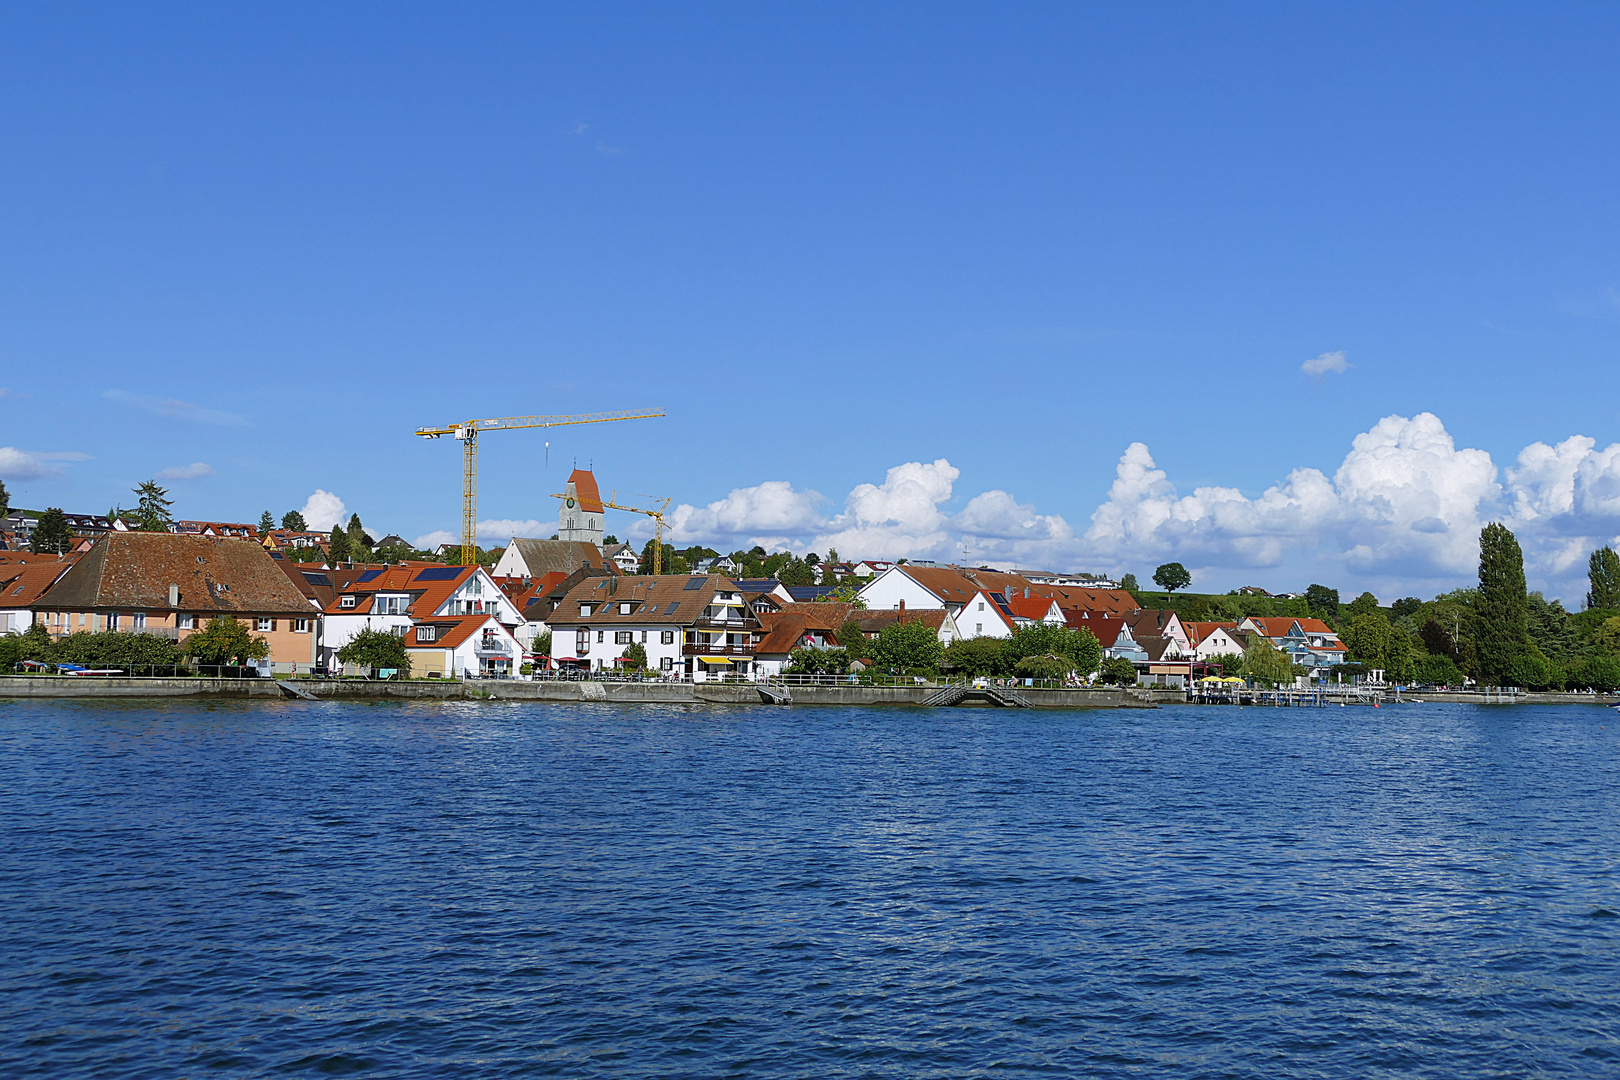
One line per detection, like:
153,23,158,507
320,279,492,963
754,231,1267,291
35,533,311,615
0,561,77,608
406,613,505,650
568,470,604,514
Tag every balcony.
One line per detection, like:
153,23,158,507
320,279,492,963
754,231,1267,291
682,643,754,657
690,617,753,630
476,636,511,655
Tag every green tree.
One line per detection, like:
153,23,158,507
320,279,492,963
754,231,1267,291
837,620,870,660
1014,653,1074,680
1345,591,1381,620
1476,522,1530,686
1304,584,1340,620
777,555,815,587
281,510,308,531
1099,656,1139,685
30,507,72,554
1390,597,1424,621
1153,562,1191,594
1120,573,1139,595
1594,617,1620,657
1414,653,1464,686
1241,636,1293,686
132,480,174,532
872,620,944,672
530,630,552,658
942,636,1009,676
0,478,8,520
327,525,352,563
1204,651,1245,677
622,641,648,671
1527,593,1580,661
1003,623,1103,678
1588,547,1620,611
335,627,409,677
185,616,270,667
346,514,371,559
1342,610,1392,665
1575,654,1620,692
784,646,849,675
258,511,275,537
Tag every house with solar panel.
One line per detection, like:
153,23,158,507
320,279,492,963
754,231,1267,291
547,574,764,679
319,563,528,677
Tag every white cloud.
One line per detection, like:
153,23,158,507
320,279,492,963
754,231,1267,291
1301,350,1350,379
475,519,544,543
0,448,60,480
1084,413,1498,579
300,490,347,531
157,462,214,480
103,389,248,426
669,481,824,546
413,529,458,551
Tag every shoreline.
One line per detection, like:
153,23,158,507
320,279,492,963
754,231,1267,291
2,675,1616,708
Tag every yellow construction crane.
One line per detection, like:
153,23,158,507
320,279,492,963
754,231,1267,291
551,491,672,573
416,408,665,565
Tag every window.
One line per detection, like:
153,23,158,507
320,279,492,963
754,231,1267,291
178,614,195,630
615,631,633,644
661,630,675,645
293,618,310,633
640,630,647,643
976,623,982,635
597,630,604,642
978,601,985,611
132,612,146,629
619,602,633,615
575,629,590,655
80,613,87,627
417,624,437,643
391,625,407,637
579,603,593,617
469,577,483,596
340,596,356,608
108,612,121,630
254,618,272,631
660,657,673,671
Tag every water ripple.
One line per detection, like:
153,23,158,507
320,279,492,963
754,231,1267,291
0,699,1616,1077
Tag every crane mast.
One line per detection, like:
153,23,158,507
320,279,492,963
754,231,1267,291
416,408,664,566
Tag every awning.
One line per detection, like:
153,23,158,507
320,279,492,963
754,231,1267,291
698,656,734,664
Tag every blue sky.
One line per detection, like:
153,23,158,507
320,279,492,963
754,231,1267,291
3,3,1619,602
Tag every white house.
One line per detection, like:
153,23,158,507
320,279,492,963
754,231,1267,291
1190,624,1248,660
548,574,764,679
405,613,525,679
957,589,1019,639
320,564,527,670
492,537,613,580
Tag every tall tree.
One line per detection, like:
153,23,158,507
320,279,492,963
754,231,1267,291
1120,572,1140,595
1152,562,1191,594
281,510,308,531
327,524,352,564
1345,591,1381,619
1476,523,1530,686
132,480,174,532
30,507,72,554
1587,547,1620,611
1304,584,1340,620
0,478,9,520
258,511,275,537
346,514,371,559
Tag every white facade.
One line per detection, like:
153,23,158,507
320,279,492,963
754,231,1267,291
409,615,524,679
322,567,526,657
959,590,1016,639
492,540,528,580
856,567,945,612
1192,626,1247,660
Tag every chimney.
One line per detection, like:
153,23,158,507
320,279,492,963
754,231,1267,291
898,599,906,621
168,583,179,607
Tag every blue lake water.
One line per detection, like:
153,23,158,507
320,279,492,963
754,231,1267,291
1,699,1617,1078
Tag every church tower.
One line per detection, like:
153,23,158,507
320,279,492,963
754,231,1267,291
558,469,605,545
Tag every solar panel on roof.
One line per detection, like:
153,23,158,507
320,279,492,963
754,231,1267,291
302,573,332,587
683,577,706,590
413,567,462,581
356,570,382,583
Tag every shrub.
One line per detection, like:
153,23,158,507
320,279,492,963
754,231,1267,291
334,627,409,677
942,636,1009,677
1003,623,1102,678
872,620,944,672
1414,653,1464,686
187,617,271,666
1099,656,1138,685
1013,653,1074,680
784,647,849,675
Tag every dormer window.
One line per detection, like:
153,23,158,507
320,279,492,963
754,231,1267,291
579,603,594,617
340,595,356,609
417,625,437,643
619,602,633,615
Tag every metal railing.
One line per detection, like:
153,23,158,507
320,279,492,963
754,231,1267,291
681,644,755,656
